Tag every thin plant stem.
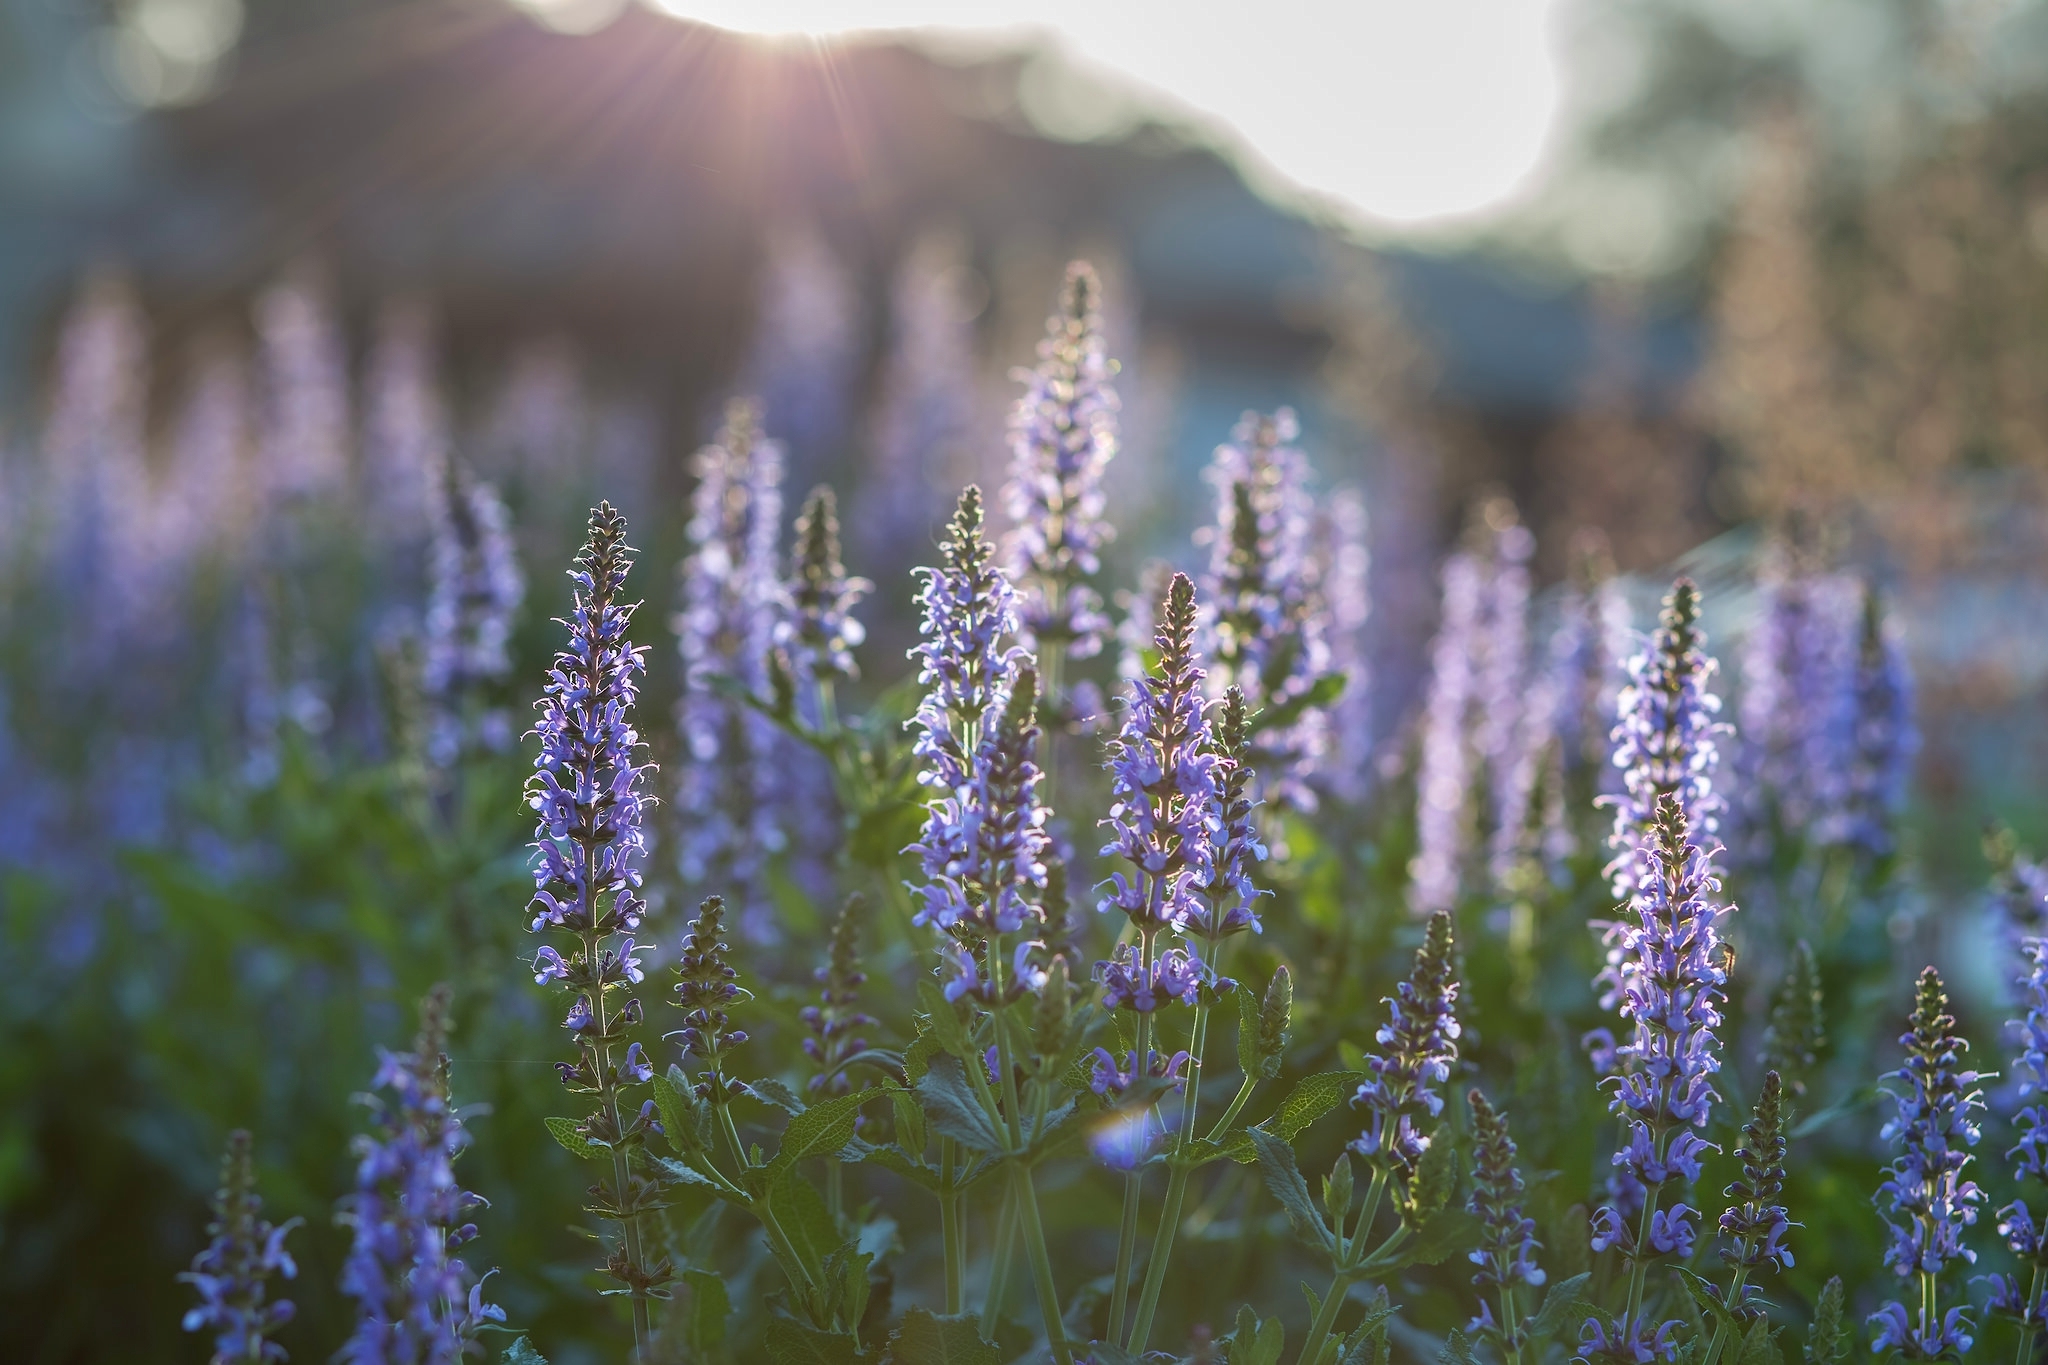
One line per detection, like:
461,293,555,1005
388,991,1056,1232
1295,1168,1386,1365
982,1184,1019,1338
1012,1161,1075,1365
1107,959,1155,1345
583,926,651,1360
2017,1264,2045,1365
1127,970,1220,1353
939,1136,963,1315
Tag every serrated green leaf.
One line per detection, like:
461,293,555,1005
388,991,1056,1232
1363,1208,1477,1272
916,983,970,1057
749,1077,809,1115
842,1137,943,1191
1223,1072,1364,1162
682,1269,731,1355
1225,1304,1287,1365
543,1116,607,1161
1404,1129,1458,1226
1673,1268,1741,1339
501,1338,550,1365
1335,1296,1399,1365
1237,981,1261,1082
765,1314,866,1365
1248,1128,1335,1253
1737,1318,1784,1365
1527,1271,1592,1345
883,1306,1000,1365
771,1088,875,1175
905,1028,941,1087
762,1169,845,1295
891,1091,928,1155
915,1055,1004,1153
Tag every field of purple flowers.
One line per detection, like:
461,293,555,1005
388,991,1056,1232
3,257,2042,1365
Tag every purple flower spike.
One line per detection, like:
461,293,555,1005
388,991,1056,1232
1185,686,1269,941
1005,260,1120,665
338,987,501,1365
1466,1089,1544,1343
181,1130,300,1365
802,893,876,1096
1869,968,1986,1358
1094,942,1204,1013
1099,572,1219,934
1718,1070,1795,1297
422,465,524,769
1825,585,1917,859
1351,910,1461,1211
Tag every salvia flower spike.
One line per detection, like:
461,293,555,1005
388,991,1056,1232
1868,967,1986,1360
1467,1089,1544,1349
337,986,502,1364
671,894,749,1101
802,893,876,1095
181,1130,300,1365
1185,684,1268,945
1351,908,1462,1213
779,484,870,687
524,503,670,1323
1717,1069,1794,1320
421,464,524,769
1005,259,1119,664
1989,938,2048,1339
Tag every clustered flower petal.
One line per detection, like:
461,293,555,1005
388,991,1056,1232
1199,409,1330,810
1467,1088,1544,1340
338,988,502,1365
1183,686,1268,942
1004,260,1119,664
181,1130,301,1365
671,895,750,1101
1351,910,1461,1205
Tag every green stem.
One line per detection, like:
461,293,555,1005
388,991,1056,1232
1127,989,1216,1353
585,928,651,1361
982,1184,1019,1338
939,1137,963,1315
2017,1264,2045,1365
1499,1285,1523,1365
1107,988,1154,1344
1297,1269,1356,1365
1204,1072,1259,1143
1699,1269,1747,1365
1012,1162,1075,1365
1295,1169,1385,1365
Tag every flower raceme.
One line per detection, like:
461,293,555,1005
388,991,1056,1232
778,484,870,687
181,1130,300,1365
1351,909,1461,1208
1467,1088,1544,1345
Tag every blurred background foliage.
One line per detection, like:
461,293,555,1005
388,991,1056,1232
6,1,2048,1363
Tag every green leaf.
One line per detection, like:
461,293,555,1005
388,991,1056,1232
883,1306,1000,1365
916,983,970,1057
543,1116,607,1162
1404,1129,1458,1227
1437,1328,1478,1365
1336,1287,1396,1365
1737,1318,1785,1365
654,1068,711,1155
1223,1072,1364,1162
915,1055,1004,1153
891,1091,929,1155
653,1155,743,1202
762,1169,845,1295
904,1028,941,1087
1236,982,1261,1082
502,1339,550,1365
1673,1268,1741,1339
1364,1209,1477,1272
1250,669,1347,735
765,1314,867,1365
1248,1128,1335,1253
771,1089,875,1175
1527,1271,1592,1345
1225,1304,1287,1365
682,1269,731,1355
749,1077,809,1115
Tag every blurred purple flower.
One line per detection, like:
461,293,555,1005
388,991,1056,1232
181,1130,300,1365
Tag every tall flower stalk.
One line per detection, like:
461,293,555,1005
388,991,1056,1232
1468,1089,1544,1365
1993,939,2048,1362
1869,968,1985,1361
181,1130,301,1365
1700,1071,1793,1365
338,985,502,1365
525,504,669,1354
1824,585,1916,860
1005,259,1120,731
422,466,524,770
1582,796,1732,1365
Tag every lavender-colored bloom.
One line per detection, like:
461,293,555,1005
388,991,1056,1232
802,894,876,1095
674,401,790,941
1099,571,1219,934
338,987,502,1365
1094,941,1204,1012
1823,586,1917,859
1869,968,1986,1358
1351,909,1461,1207
1990,938,2048,1334
1409,550,1484,916
362,300,448,551
1199,409,1329,810
1184,686,1268,941
1004,260,1120,664
672,895,750,1101
1579,1312,1681,1365
1088,1047,1191,1099
1605,579,1727,902
1316,484,1374,803
254,267,351,504
422,469,524,768
1467,1089,1544,1341
1719,1070,1794,1299
1733,556,1863,866
741,225,862,488
1584,796,1729,1339
1524,551,1632,874
182,1130,300,1365
909,486,1023,767
1471,507,1534,821
1986,829,2048,966
777,485,870,688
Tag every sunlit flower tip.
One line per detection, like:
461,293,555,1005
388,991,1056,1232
528,502,652,937
910,485,1023,739
1005,259,1119,661
1467,1090,1545,1297
1874,968,1987,1289
1099,571,1220,931
1093,942,1204,1013
1189,685,1270,941
1350,910,1461,1189
1605,577,1726,900
1867,1302,1975,1360
181,1130,300,1365
338,987,498,1364
779,485,870,683
1721,1070,1794,1274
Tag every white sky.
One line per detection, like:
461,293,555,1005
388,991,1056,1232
626,0,1567,229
